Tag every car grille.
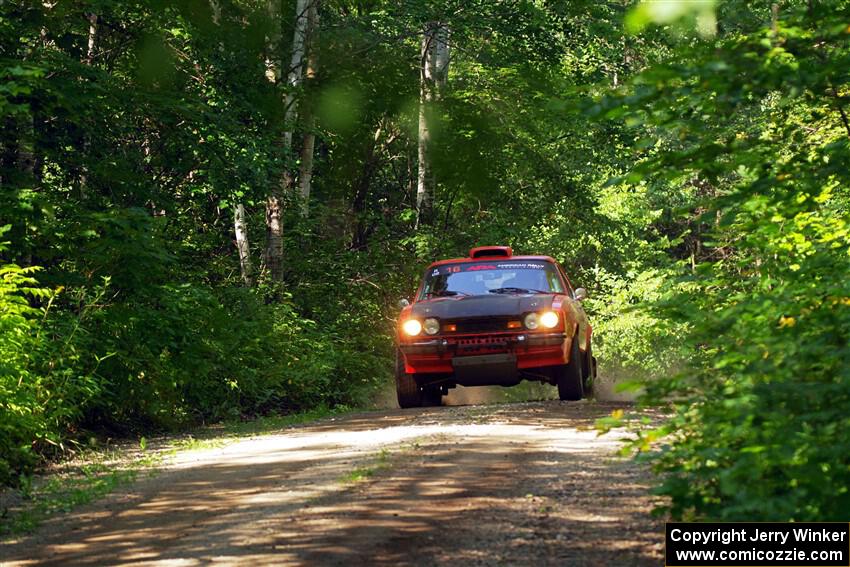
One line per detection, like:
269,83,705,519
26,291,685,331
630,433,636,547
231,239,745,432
450,317,514,334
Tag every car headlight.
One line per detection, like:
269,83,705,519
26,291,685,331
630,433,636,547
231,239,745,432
423,318,440,336
524,313,539,330
540,311,559,329
402,319,422,336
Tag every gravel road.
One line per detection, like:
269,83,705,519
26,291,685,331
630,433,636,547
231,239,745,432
1,400,664,566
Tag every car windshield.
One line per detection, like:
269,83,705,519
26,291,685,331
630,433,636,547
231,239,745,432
419,260,564,299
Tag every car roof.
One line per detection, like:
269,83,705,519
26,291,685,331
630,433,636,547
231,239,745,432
426,255,558,269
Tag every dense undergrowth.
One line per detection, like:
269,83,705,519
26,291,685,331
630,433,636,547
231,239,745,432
0,224,392,484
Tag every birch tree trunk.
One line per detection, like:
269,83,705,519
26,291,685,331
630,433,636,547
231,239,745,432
234,203,253,286
283,0,311,148
264,0,311,283
298,0,319,217
85,13,97,64
415,22,449,228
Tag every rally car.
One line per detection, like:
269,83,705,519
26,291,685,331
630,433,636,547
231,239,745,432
395,246,596,408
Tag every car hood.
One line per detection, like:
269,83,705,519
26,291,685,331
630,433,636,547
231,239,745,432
411,294,555,320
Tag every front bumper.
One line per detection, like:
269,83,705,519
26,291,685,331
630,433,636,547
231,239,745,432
399,332,568,376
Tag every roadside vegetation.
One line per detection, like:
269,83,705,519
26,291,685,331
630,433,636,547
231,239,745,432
1,404,345,536
1,0,847,524
2,447,159,537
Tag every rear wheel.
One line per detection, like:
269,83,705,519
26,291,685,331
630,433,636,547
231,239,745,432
395,350,423,408
555,332,584,401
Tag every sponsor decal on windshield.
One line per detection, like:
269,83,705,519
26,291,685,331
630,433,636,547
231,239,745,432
496,263,545,270
429,262,549,276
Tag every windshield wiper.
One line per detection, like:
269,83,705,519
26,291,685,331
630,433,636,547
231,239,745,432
424,290,471,298
488,287,552,295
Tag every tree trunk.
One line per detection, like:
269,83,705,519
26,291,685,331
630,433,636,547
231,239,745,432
264,0,311,283
264,193,285,282
415,22,449,228
416,82,431,227
283,0,311,149
85,13,97,64
298,111,316,216
234,203,253,285
263,0,284,283
298,0,319,217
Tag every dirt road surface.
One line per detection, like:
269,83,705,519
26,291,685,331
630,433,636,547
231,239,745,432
1,400,664,566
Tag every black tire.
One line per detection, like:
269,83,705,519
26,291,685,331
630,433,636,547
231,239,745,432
555,332,584,401
422,387,442,407
396,350,423,408
581,342,595,398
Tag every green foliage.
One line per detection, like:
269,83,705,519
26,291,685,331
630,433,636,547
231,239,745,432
589,267,685,378
597,0,850,520
0,0,394,483
0,207,382,483
652,200,850,520
0,233,53,483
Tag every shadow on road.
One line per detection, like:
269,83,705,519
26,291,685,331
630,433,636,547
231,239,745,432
1,401,662,566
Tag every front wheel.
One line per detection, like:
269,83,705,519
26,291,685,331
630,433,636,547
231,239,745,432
396,350,423,408
554,333,584,401
581,342,596,399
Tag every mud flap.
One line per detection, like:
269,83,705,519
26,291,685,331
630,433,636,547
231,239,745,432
452,353,519,386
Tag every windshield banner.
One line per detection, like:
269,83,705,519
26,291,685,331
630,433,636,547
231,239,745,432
431,262,548,276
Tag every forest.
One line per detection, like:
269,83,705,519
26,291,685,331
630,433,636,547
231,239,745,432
1,0,848,523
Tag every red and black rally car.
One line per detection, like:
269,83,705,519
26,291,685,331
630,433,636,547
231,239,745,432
396,246,596,408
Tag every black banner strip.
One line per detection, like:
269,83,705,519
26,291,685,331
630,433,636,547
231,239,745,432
666,522,850,567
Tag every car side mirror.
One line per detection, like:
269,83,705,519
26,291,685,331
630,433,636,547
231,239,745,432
574,288,588,301
398,298,410,309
